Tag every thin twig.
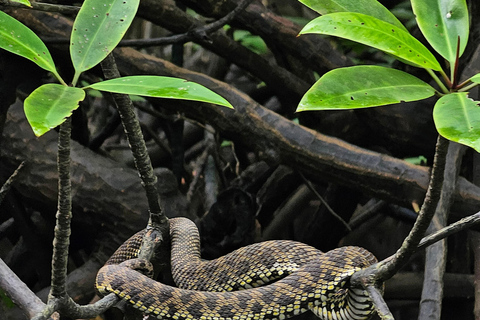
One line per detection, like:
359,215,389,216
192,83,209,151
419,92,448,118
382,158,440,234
418,211,480,250
0,161,25,206
350,135,449,317
0,0,79,15
41,0,255,48
298,171,351,231
374,135,449,281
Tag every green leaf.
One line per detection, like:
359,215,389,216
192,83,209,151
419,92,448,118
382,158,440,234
433,92,480,151
84,76,233,108
24,84,85,136
300,12,442,71
469,73,480,84
411,0,468,65
298,0,407,31
70,0,139,78
10,0,31,7
0,11,63,82
297,66,435,111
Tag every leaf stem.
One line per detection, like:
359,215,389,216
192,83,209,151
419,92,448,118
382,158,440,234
71,72,80,88
427,69,449,94
457,82,479,93
53,71,68,86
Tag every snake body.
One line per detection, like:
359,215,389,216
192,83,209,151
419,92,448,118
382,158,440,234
96,217,379,320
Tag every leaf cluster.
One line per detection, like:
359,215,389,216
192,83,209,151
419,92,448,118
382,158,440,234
0,0,232,137
296,0,480,152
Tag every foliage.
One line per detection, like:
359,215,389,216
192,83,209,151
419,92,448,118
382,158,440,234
0,0,232,137
295,0,480,152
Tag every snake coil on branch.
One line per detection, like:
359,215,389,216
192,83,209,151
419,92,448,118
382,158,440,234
96,217,380,320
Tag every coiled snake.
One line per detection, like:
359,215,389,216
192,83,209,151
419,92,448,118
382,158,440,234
96,217,379,320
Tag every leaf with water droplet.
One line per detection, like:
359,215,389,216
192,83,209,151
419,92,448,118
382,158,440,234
71,0,140,80
411,0,468,66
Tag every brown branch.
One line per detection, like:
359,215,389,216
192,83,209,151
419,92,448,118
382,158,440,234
418,211,480,250
100,54,166,225
0,258,54,319
49,119,72,298
419,142,465,320
0,0,79,15
120,0,254,47
175,0,353,74
347,136,448,318
112,47,480,217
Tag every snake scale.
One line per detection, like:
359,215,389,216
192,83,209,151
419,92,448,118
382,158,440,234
96,217,379,320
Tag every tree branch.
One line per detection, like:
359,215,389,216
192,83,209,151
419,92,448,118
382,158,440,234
419,142,465,320
49,119,73,297
100,54,166,225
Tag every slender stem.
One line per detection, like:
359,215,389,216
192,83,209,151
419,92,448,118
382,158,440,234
418,211,480,250
451,36,461,89
439,69,452,90
50,119,73,297
71,72,80,88
0,161,25,206
458,82,479,93
352,135,449,286
378,135,449,280
427,69,449,94
100,54,167,225
53,71,68,87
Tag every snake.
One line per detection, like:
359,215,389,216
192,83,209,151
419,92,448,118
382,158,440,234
96,217,379,320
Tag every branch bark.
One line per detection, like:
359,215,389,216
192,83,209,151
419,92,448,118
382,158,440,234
0,258,53,319
418,143,465,320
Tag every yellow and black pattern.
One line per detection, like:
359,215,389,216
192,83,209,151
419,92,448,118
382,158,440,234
97,218,379,320
169,218,323,291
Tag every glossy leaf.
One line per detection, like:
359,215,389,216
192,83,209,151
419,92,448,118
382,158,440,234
300,12,442,71
433,92,480,152
470,73,480,84
297,66,435,111
24,84,85,136
411,0,468,65
70,0,139,77
298,0,406,31
0,11,62,81
84,76,233,108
